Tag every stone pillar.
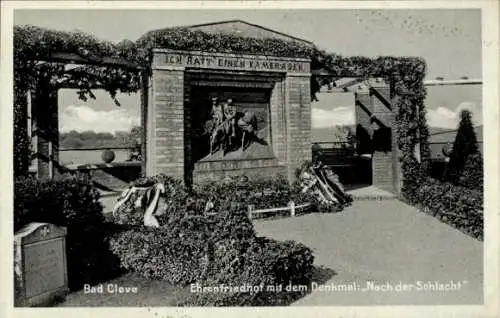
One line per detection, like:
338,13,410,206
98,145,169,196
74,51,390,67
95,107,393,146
370,85,400,194
31,84,59,180
285,74,311,182
183,73,193,185
140,72,149,177
146,67,185,179
354,90,374,136
270,78,287,164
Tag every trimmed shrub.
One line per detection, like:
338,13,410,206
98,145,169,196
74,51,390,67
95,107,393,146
109,199,256,285
445,110,483,190
458,152,483,191
407,177,483,240
108,224,210,285
13,174,120,289
14,174,104,231
182,236,315,306
108,181,316,306
112,173,338,225
194,174,301,210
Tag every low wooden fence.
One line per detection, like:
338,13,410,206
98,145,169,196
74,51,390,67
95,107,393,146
247,201,311,220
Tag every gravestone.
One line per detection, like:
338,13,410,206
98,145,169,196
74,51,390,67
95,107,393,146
14,222,69,307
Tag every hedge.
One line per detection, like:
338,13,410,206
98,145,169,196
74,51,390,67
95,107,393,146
193,175,316,212
14,174,122,289
109,195,316,306
110,173,348,226
108,224,210,285
406,177,483,240
182,236,314,306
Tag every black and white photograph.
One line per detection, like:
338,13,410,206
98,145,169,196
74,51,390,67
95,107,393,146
1,1,499,317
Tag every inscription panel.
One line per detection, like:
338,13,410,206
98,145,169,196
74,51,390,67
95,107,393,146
24,239,65,298
154,50,310,74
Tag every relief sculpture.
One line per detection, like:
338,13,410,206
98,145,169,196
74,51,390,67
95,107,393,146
206,97,260,156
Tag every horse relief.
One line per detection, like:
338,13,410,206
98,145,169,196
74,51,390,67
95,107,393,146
207,98,259,155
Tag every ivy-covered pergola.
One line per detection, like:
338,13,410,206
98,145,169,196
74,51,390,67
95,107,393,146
14,25,430,198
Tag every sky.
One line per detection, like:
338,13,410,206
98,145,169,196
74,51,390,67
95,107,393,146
14,9,483,133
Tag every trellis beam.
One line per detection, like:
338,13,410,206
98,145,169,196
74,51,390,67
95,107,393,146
29,52,142,70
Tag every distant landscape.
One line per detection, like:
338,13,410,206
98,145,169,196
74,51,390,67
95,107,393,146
312,125,483,143
60,124,481,149
57,124,482,165
60,126,142,149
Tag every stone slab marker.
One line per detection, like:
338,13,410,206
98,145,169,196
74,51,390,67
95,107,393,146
14,223,69,307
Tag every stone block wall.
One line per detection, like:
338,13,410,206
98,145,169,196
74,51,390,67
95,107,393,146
370,85,400,194
270,78,287,163
146,68,185,178
286,75,312,181
183,74,193,184
355,90,373,136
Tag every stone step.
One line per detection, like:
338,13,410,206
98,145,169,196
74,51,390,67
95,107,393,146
346,186,397,201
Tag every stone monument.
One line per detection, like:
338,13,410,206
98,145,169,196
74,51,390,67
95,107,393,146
14,222,69,307
145,49,312,183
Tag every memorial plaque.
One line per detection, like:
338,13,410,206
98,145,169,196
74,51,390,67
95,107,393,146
14,222,69,307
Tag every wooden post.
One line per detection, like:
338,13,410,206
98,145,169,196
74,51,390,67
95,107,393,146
288,201,296,217
247,205,254,220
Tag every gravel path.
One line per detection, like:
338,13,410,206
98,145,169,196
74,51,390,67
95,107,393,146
253,199,483,306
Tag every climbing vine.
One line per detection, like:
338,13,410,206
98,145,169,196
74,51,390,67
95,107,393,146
13,25,429,198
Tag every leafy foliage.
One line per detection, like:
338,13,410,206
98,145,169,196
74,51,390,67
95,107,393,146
406,177,483,240
458,152,483,191
137,28,315,58
109,224,210,285
183,237,314,306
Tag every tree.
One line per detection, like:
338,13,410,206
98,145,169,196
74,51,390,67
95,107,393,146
459,152,483,191
444,110,482,190
129,126,142,145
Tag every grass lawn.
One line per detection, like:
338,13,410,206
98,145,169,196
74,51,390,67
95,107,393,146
56,272,192,307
